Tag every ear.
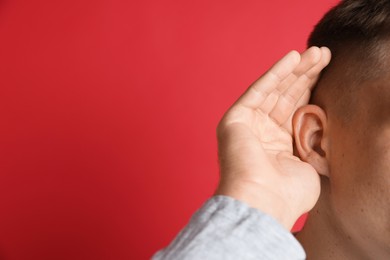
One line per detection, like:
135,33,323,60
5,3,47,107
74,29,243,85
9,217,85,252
292,104,330,177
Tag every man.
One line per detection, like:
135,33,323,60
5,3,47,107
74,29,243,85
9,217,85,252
153,0,390,259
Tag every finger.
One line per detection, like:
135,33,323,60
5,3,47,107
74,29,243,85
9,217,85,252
305,47,331,89
281,48,330,132
280,87,311,133
289,46,331,104
269,47,331,125
290,47,331,113
234,50,301,109
257,90,280,115
288,47,331,108
275,46,322,94
294,83,312,110
259,47,323,114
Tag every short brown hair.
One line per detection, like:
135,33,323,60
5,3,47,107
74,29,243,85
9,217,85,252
307,0,390,119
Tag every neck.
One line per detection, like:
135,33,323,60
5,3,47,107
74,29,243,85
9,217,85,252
295,187,376,260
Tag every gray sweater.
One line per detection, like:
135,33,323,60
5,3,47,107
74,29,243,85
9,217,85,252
152,195,306,259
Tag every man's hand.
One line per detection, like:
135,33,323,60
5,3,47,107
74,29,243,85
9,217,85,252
215,46,331,230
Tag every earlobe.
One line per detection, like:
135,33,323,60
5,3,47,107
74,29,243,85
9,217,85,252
292,105,330,177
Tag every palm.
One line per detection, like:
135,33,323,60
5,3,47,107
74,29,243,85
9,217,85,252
218,106,312,185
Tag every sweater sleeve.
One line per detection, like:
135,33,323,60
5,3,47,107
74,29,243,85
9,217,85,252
152,195,306,260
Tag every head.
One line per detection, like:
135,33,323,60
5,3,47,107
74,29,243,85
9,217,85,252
293,0,390,256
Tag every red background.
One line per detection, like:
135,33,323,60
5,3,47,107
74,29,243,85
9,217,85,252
0,0,339,259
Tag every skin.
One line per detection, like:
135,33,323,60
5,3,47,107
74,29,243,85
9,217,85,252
295,70,390,259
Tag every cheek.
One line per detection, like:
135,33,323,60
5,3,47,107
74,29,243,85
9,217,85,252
328,124,390,193
330,133,390,201
365,129,390,194
327,127,390,237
